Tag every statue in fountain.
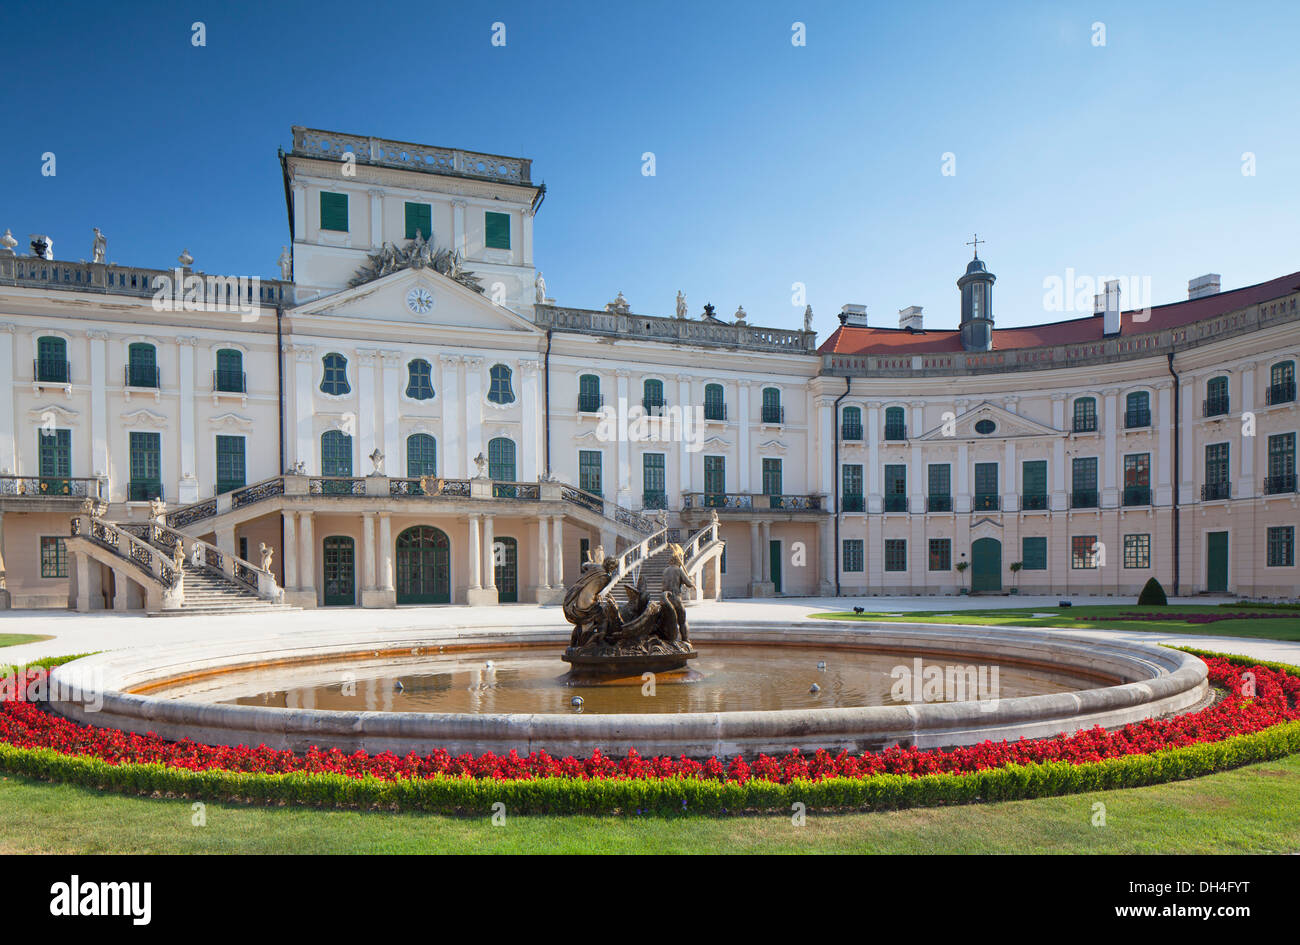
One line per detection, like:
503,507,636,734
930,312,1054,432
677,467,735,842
561,545,696,675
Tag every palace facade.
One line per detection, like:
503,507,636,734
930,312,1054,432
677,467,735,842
0,127,1296,611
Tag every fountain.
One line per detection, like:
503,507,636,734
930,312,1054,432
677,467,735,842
561,543,697,677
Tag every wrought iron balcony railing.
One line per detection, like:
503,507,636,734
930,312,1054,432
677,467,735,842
1070,490,1099,509
214,369,247,393
884,423,907,441
927,494,952,512
128,480,163,501
841,421,863,441
704,402,727,421
1124,408,1151,429
973,493,999,511
1204,395,1230,417
1072,416,1098,433
1122,485,1152,506
1264,474,1298,495
125,364,160,389
841,494,864,512
884,494,908,513
642,489,668,509
1267,381,1296,405
577,393,604,413
35,358,70,384
1201,481,1231,501
1021,493,1049,510
761,405,785,425
0,476,105,499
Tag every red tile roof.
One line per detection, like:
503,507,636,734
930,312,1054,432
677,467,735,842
818,271,1300,356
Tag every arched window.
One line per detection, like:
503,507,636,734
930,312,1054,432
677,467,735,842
704,383,725,421
215,348,244,393
1125,391,1150,428
320,353,350,396
406,359,434,400
761,387,783,424
642,378,665,414
1268,361,1296,405
487,363,515,403
1205,376,1229,417
406,433,436,478
841,405,862,440
127,342,158,388
884,405,906,440
1072,396,1097,432
36,336,68,383
488,437,516,480
320,430,352,478
578,373,601,412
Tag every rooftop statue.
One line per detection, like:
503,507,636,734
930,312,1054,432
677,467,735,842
675,290,687,319
277,246,292,280
30,235,53,260
0,229,17,255
91,228,107,264
605,290,630,314
535,270,547,303
348,232,483,293
178,248,193,267
803,304,813,332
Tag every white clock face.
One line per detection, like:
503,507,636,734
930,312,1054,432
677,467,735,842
406,287,435,315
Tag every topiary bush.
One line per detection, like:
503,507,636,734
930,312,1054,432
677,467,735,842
1138,577,1168,606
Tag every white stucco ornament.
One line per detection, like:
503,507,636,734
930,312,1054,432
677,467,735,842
406,286,435,314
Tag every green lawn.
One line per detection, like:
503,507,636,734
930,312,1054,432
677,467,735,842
809,605,1300,641
0,634,52,649
2,757,1299,853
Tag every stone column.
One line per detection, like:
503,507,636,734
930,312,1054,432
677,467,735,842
361,512,376,594
468,515,482,589
464,357,484,475
215,525,236,556
1157,382,1174,506
956,441,971,513
536,515,551,592
440,355,461,478
283,511,298,590
748,519,764,597
678,374,693,495
381,351,402,473
616,370,631,506
113,569,130,611
1240,366,1256,495
0,510,7,608
291,344,315,473
368,189,384,248
550,515,564,590
817,515,834,595
86,329,109,479
379,512,394,598
817,397,834,499
1102,388,1119,505
1003,438,1018,512
1051,394,1067,511
483,515,496,592
177,336,198,502
737,380,752,493
866,401,881,512
358,350,378,467
74,553,92,612
452,200,467,257
520,360,539,482
0,325,14,476
298,511,315,603
760,521,771,583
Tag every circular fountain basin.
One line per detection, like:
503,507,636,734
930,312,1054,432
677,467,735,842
48,621,1210,757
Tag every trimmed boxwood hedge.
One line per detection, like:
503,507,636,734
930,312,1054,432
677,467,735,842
1,649,1298,815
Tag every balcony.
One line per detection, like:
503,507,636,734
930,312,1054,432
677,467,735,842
1201,481,1230,501
214,369,247,394
1263,474,1296,495
1267,381,1297,406
125,364,160,389
1122,485,1152,506
1072,416,1098,433
642,489,667,509
128,481,163,502
884,494,908,513
1022,493,1048,510
760,405,785,425
1203,395,1230,417
1124,408,1151,429
841,421,863,441
642,398,666,417
973,493,999,511
927,494,952,512
704,402,727,421
842,494,864,512
0,476,105,502
682,492,823,513
577,393,604,413
884,423,907,442
1070,490,1099,509
34,358,70,385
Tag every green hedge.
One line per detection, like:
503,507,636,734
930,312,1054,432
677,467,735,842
1,649,1298,815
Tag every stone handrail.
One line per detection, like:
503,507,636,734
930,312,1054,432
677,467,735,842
535,304,817,353
599,526,671,597
681,491,825,511
681,518,721,566
0,254,290,304
129,519,282,603
71,514,181,595
0,476,106,500
292,126,532,185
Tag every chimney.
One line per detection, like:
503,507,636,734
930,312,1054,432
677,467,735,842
1188,273,1221,300
838,304,868,327
898,305,923,330
1103,279,1121,336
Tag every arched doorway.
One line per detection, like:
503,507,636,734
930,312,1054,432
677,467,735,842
396,525,450,604
494,536,518,603
971,537,1002,593
322,536,355,606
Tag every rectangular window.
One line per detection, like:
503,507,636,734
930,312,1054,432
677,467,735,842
1268,526,1295,567
927,463,951,511
703,455,725,500
1071,535,1099,569
1123,533,1151,569
40,536,67,578
928,538,951,571
974,462,998,510
1072,456,1099,507
761,457,782,496
38,428,72,494
884,539,907,572
642,453,666,508
1022,459,1048,509
215,435,246,495
1022,536,1047,570
1266,433,1296,494
404,201,432,240
841,464,863,511
320,191,349,232
128,431,162,501
884,464,906,512
1204,442,1230,500
1123,453,1151,506
842,539,864,573
484,211,511,249
1073,398,1097,432
579,450,602,496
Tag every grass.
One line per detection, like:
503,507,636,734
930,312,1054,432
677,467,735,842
0,634,52,649
2,755,1298,853
809,604,1300,641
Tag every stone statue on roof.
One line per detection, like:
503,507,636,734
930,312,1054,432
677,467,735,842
803,304,813,332
675,290,687,319
91,228,107,264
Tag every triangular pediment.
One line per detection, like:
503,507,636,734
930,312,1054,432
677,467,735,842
289,267,540,334
916,401,1062,441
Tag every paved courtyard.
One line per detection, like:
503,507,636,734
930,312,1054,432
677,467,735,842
4,594,1298,668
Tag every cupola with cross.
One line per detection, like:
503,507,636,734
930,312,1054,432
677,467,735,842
957,234,995,352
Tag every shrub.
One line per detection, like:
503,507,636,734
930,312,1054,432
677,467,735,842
1138,577,1168,606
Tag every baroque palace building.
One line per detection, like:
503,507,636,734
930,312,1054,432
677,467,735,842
0,126,1296,611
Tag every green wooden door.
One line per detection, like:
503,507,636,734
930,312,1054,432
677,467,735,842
396,526,450,604
1207,532,1229,593
769,540,782,593
322,536,355,606
971,537,1002,592
495,536,518,603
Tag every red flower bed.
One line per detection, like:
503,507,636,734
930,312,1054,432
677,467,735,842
1,657,1297,784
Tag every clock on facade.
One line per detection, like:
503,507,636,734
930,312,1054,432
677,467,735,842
405,287,435,314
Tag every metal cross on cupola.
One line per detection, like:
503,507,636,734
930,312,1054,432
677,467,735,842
965,233,985,259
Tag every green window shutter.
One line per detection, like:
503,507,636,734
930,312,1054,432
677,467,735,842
579,450,602,495
320,192,349,232
216,435,246,494
406,434,437,478
762,458,782,495
488,438,516,481
1022,460,1047,496
975,462,998,495
405,202,432,240
484,211,511,249
1022,536,1047,570
704,455,725,495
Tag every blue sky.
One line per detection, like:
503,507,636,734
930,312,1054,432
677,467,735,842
4,0,1297,338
